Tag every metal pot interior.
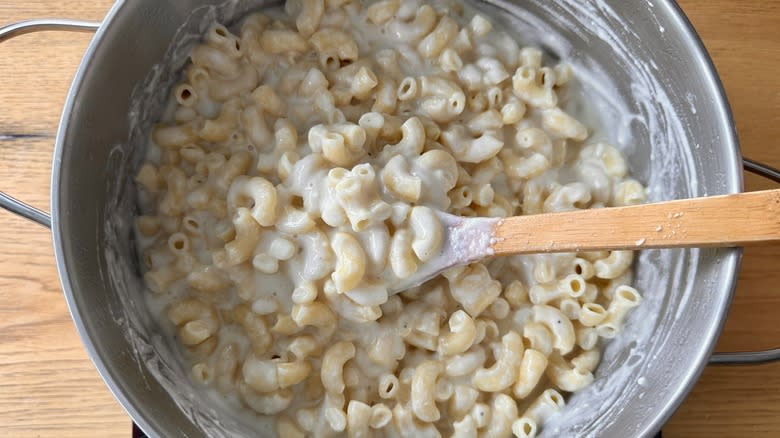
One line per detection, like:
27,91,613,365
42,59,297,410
52,0,742,436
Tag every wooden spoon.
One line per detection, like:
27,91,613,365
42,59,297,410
390,189,780,293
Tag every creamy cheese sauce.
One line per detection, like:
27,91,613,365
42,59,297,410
104,0,700,437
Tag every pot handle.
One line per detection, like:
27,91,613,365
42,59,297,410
709,158,780,365
0,19,100,42
0,19,100,229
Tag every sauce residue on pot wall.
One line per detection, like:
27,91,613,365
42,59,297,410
102,0,704,437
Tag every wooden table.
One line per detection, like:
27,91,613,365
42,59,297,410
0,1,778,436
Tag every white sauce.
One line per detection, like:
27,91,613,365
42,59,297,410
98,0,706,437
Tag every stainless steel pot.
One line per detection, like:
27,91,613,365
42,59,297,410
2,1,779,437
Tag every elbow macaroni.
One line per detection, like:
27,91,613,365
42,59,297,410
136,0,645,436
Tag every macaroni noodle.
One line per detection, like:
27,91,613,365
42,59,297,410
135,0,645,435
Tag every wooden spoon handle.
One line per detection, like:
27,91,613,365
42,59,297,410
492,189,780,255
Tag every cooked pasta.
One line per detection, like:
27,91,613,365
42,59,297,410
134,0,645,436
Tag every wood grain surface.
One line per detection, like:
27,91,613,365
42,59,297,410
0,1,778,437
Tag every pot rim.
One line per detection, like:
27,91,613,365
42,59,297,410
50,1,166,436
630,1,743,434
49,1,744,437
